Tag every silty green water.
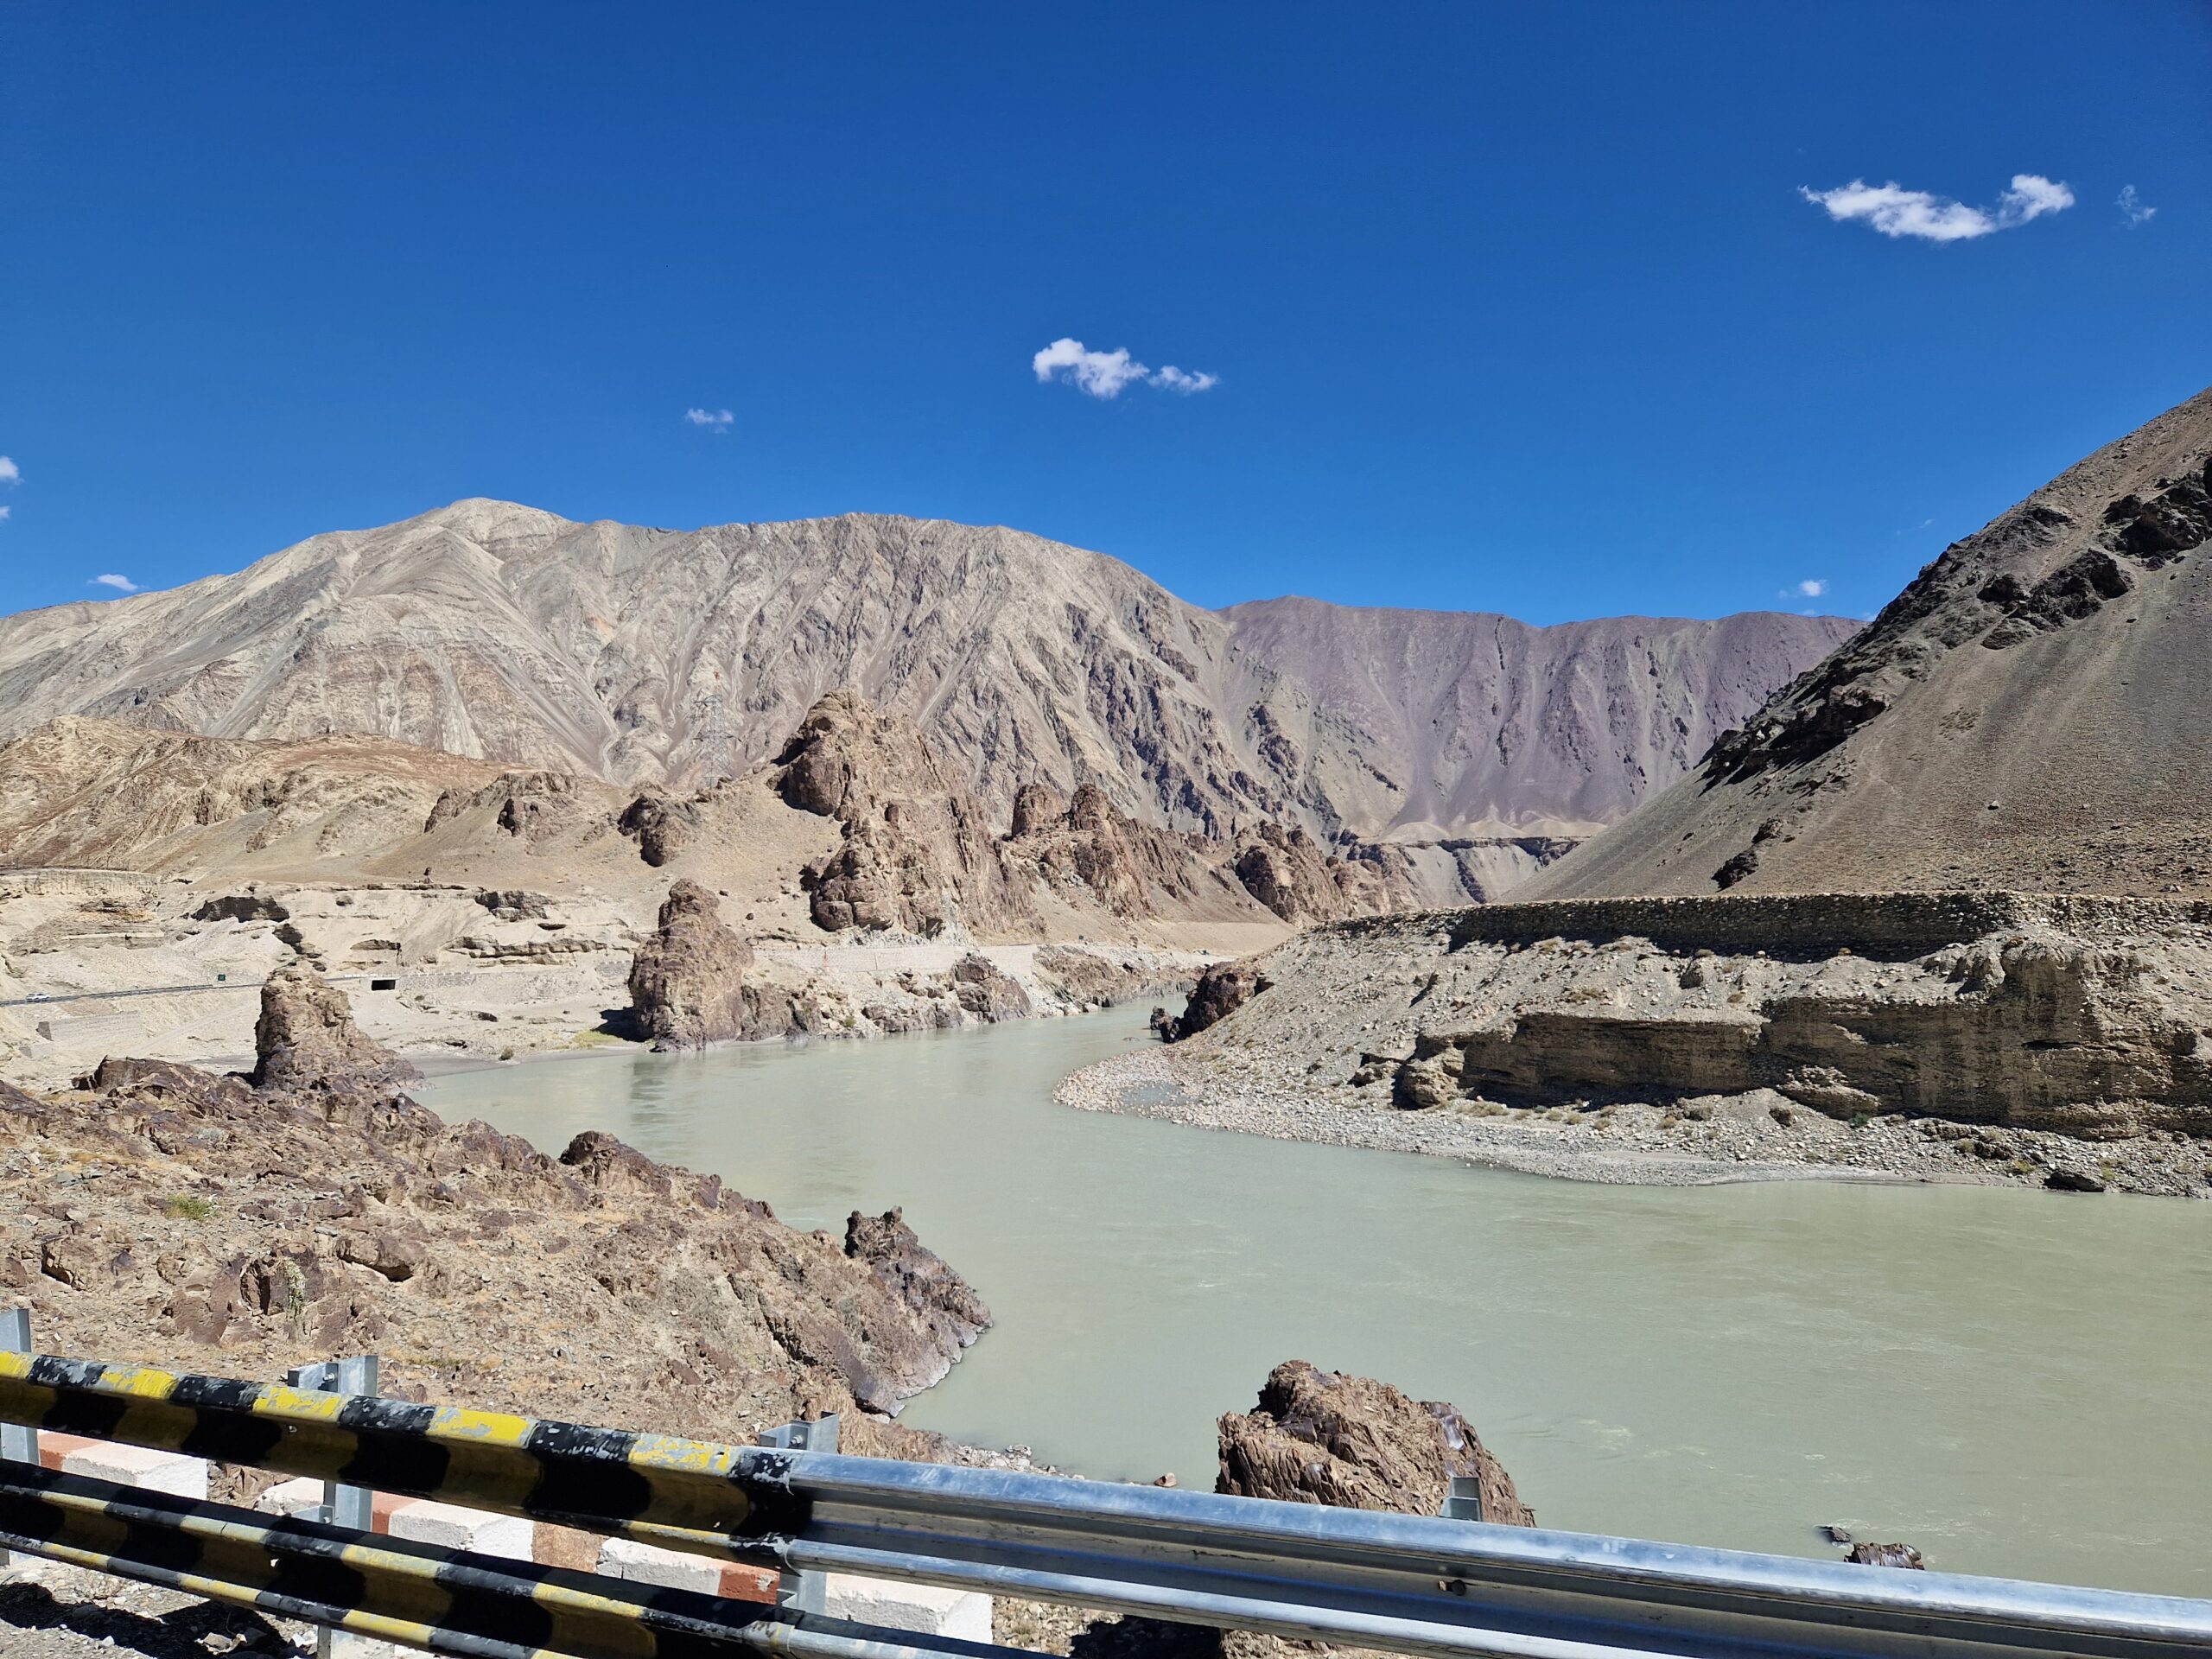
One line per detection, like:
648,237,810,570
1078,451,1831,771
422,1007,2212,1597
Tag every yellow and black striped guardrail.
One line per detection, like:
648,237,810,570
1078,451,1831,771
0,1462,987,1659
0,1351,805,1559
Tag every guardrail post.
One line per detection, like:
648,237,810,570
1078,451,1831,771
285,1355,380,1658
758,1413,838,1617
0,1307,32,1567
1440,1476,1484,1522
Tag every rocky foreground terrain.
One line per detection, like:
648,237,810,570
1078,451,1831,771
1090,893,2212,1198
0,503,1852,849
0,969,1007,1471
1529,384,2212,902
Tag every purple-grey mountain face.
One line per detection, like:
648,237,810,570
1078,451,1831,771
1527,385,2212,900
0,502,1851,841
1217,599,1857,838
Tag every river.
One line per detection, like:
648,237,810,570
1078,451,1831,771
421,1007,2212,1598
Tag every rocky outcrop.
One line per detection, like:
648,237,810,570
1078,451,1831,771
0,1058,990,1438
951,953,1032,1022
248,967,419,1093
1530,386,2212,901
1160,959,1270,1043
1217,1360,1533,1527
779,691,1013,937
1173,893,2212,1156
616,785,700,867
1007,782,1227,918
844,1208,992,1394
626,880,766,1050
191,892,290,924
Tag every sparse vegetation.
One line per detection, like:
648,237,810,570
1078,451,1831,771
158,1193,214,1221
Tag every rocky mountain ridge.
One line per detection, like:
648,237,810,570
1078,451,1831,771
1528,385,2212,901
0,502,1853,846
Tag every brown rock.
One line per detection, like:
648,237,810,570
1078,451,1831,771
249,968,419,1094
617,786,699,868
844,1208,992,1366
1217,1360,1534,1527
951,954,1032,1022
626,880,766,1050
778,691,1013,936
1161,959,1269,1042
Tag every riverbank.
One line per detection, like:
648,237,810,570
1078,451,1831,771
0,884,1208,1090
1059,1044,2212,1195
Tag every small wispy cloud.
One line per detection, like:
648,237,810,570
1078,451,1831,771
1799,174,2074,242
0,456,19,485
1033,338,1219,399
2117,185,2156,227
684,408,734,430
1783,578,1828,600
0,506,10,521
92,574,140,594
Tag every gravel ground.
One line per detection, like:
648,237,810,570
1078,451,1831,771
0,1560,315,1659
1059,1046,2212,1197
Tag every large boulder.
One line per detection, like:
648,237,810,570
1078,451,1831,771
1217,1360,1534,1528
1159,959,1269,1042
627,880,761,1050
617,786,700,868
951,953,1032,1022
249,967,418,1094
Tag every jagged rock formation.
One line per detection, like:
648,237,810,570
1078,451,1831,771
950,953,1033,1022
776,690,1014,936
844,1208,994,1387
0,1052,991,1430
1173,893,2212,1146
1159,959,1269,1043
249,965,419,1093
616,785,699,867
625,880,766,1050
1217,1360,1533,1526
0,500,1850,843
1531,385,2212,901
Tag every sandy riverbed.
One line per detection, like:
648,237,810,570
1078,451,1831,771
1058,1044,2212,1196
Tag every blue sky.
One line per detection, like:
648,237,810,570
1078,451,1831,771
2,2,2206,625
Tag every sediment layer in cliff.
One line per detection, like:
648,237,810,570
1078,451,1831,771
1171,892,2212,1145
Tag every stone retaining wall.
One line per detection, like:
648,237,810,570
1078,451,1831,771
1319,891,2212,962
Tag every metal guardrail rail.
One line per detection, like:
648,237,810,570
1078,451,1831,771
3,1350,2210,1659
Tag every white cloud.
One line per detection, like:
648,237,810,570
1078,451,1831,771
92,574,139,593
1033,337,1218,399
2118,185,2156,226
684,408,734,429
0,456,18,484
0,506,10,521
1149,365,1220,395
1799,173,2074,242
1780,578,1828,600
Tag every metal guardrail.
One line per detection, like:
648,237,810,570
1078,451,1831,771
3,1349,2211,1659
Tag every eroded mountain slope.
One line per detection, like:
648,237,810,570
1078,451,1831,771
1528,385,2212,900
0,504,1850,842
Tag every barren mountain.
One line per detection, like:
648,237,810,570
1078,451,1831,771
1528,385,2212,901
0,502,1850,842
